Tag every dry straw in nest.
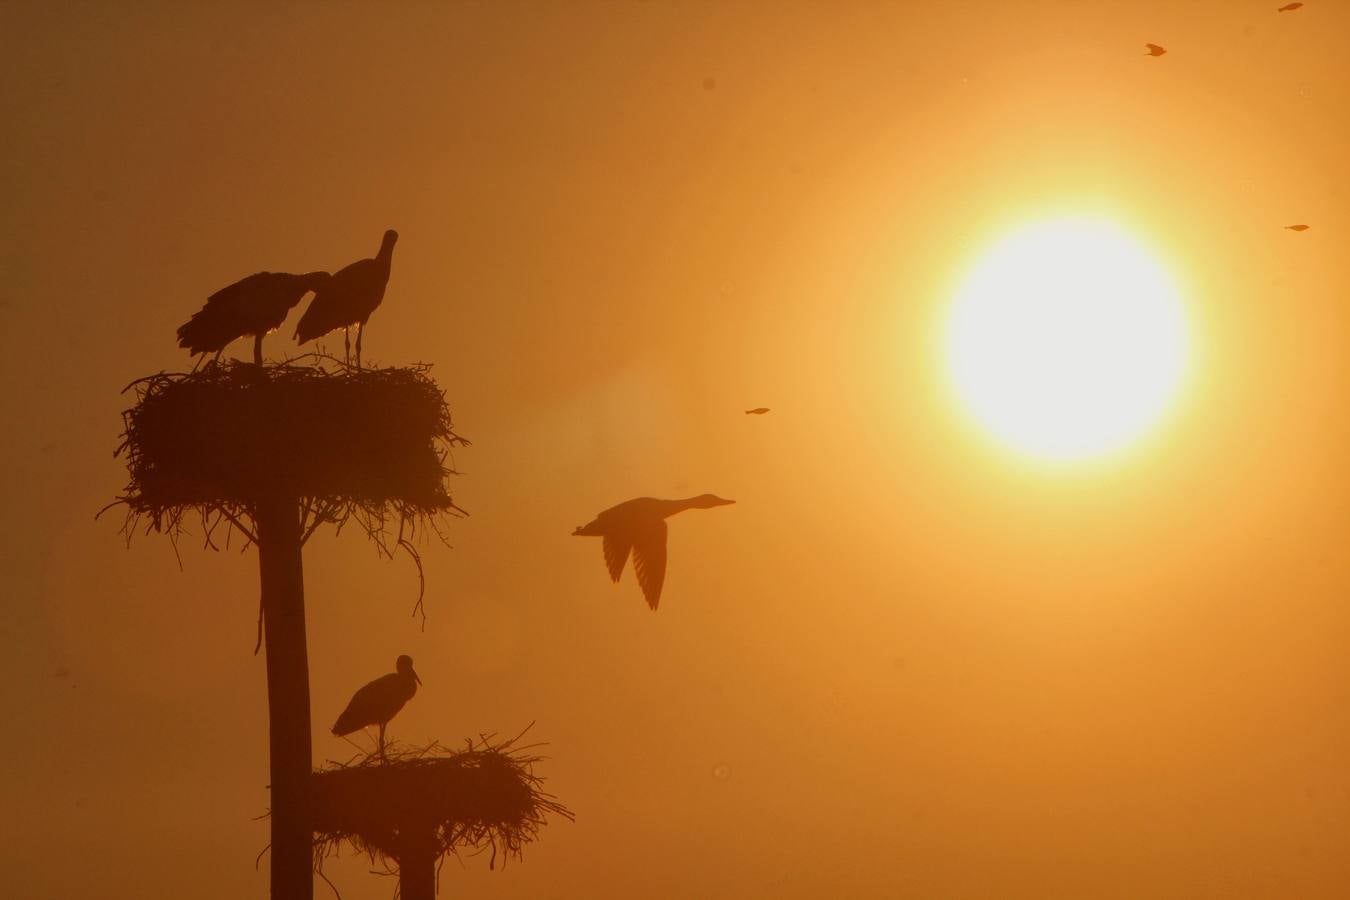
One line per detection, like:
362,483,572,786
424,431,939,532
103,355,469,630
311,731,574,875
114,356,465,513
105,355,468,548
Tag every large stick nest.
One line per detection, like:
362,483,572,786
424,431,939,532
311,732,574,875
105,355,468,557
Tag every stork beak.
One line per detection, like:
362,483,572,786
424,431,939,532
413,670,422,686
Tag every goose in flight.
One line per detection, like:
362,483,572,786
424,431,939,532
1277,2,1303,11
573,494,735,610
177,271,329,366
332,654,420,759
745,407,770,415
1144,43,1167,57
295,229,398,368
1285,224,1310,232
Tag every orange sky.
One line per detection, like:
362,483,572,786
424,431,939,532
4,2,1349,897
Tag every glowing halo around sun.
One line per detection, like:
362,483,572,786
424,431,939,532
944,216,1188,461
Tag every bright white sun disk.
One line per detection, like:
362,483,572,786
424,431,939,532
945,217,1187,460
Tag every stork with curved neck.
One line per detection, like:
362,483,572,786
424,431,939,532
177,270,330,366
294,229,398,368
573,494,735,610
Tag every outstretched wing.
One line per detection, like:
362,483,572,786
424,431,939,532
602,534,631,582
631,519,668,611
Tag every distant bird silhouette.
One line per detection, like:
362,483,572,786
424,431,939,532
332,654,420,759
295,229,398,368
573,494,735,610
745,407,770,415
1285,224,1311,232
1144,43,1167,57
1277,2,1303,11
177,271,330,366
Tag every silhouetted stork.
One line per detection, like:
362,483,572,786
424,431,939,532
294,229,398,368
332,654,421,759
573,494,735,610
177,271,330,366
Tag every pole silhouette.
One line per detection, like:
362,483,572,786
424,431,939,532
257,496,313,900
110,357,468,899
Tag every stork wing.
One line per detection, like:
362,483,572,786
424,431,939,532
631,519,668,610
333,672,407,734
333,681,378,734
602,534,631,582
177,273,272,351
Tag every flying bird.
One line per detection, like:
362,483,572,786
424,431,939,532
573,494,735,610
295,229,398,368
177,271,330,366
332,654,421,759
1144,43,1167,57
745,407,770,415
1277,2,1303,11
1285,224,1311,232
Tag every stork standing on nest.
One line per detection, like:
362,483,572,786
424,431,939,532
294,229,398,368
573,494,735,610
332,654,421,759
177,271,330,366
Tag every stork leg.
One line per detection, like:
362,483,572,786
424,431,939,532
343,328,351,367
253,333,264,367
355,322,365,370
378,721,387,761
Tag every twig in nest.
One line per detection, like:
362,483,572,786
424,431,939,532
315,862,344,900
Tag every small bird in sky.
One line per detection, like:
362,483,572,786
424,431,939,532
295,229,398,368
332,654,421,759
1285,224,1311,232
1144,43,1167,57
178,271,330,366
1277,2,1303,11
573,494,735,610
745,407,770,415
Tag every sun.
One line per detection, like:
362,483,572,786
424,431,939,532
944,216,1188,461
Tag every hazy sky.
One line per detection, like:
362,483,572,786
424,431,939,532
4,2,1349,897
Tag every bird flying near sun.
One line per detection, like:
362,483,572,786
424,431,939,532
745,407,770,415
1144,43,1167,56
1285,224,1310,232
943,216,1188,462
1277,2,1303,11
573,495,735,610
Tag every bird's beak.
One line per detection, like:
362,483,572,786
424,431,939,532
413,670,422,686
716,498,736,506
571,527,584,535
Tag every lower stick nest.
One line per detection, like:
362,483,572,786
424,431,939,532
311,733,574,872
